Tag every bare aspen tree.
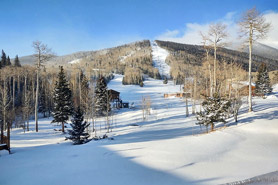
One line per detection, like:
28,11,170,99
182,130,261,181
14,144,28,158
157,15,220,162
0,76,11,143
32,41,52,132
207,23,228,94
238,7,271,112
200,32,213,96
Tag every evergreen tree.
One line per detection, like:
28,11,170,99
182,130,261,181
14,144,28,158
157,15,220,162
94,76,110,116
14,55,21,67
196,93,231,132
255,63,272,96
80,71,90,113
1,50,6,67
66,107,90,145
38,88,47,117
52,66,73,132
6,56,11,66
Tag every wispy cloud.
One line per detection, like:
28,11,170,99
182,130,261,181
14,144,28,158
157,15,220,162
156,11,278,49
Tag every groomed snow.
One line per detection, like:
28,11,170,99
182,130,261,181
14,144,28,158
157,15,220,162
151,41,171,78
1,76,278,185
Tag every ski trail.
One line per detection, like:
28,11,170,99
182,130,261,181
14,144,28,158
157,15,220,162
151,41,170,78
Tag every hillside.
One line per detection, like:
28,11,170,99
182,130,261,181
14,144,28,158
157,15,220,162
156,40,278,72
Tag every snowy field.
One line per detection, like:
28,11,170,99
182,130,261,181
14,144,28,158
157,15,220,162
1,76,278,185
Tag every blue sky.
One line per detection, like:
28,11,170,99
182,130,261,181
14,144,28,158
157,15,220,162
1,0,278,57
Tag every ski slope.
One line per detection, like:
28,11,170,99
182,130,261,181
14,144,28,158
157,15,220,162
151,41,171,78
1,75,278,185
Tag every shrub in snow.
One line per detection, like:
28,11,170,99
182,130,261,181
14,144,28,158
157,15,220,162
163,77,168,84
67,107,90,145
255,63,272,96
196,93,231,132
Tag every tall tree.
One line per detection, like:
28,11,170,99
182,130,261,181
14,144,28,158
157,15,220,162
94,76,110,116
14,55,21,67
1,50,7,67
32,41,52,132
255,63,272,96
66,107,90,145
207,23,228,93
238,7,271,112
52,66,73,132
6,56,11,66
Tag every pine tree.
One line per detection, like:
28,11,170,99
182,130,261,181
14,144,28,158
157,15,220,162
39,88,47,117
94,76,110,116
66,107,90,145
196,93,231,132
1,50,6,67
80,71,90,112
6,56,11,66
255,63,272,96
14,55,21,67
52,66,73,132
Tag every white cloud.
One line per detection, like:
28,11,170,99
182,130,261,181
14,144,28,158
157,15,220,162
260,11,278,49
156,11,278,50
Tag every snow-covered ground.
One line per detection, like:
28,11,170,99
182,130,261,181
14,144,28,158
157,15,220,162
1,75,278,185
151,41,171,78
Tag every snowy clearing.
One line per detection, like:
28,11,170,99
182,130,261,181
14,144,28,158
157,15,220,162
151,41,171,78
68,58,81,64
1,75,278,185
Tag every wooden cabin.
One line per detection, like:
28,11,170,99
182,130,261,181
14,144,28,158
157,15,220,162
107,89,120,101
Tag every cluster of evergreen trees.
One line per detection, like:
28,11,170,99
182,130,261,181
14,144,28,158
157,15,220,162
0,50,21,68
52,66,111,144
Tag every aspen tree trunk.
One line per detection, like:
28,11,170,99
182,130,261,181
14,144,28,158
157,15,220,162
35,52,40,132
185,97,189,117
213,43,217,94
12,77,15,109
209,63,213,97
248,25,253,112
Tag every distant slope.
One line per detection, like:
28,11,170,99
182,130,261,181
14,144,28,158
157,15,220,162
151,41,170,78
156,40,278,72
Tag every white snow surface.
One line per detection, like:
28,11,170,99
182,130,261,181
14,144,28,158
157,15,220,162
1,77,278,185
69,58,81,64
151,41,171,78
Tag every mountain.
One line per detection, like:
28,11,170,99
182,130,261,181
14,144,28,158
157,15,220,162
15,40,278,73
155,40,278,72
228,41,278,60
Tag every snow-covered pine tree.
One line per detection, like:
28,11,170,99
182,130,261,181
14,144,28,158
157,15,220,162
52,66,73,132
80,71,90,113
67,107,90,145
196,93,231,132
94,76,110,116
255,63,272,96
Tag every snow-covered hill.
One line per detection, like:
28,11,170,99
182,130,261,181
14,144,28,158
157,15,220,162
1,76,278,185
